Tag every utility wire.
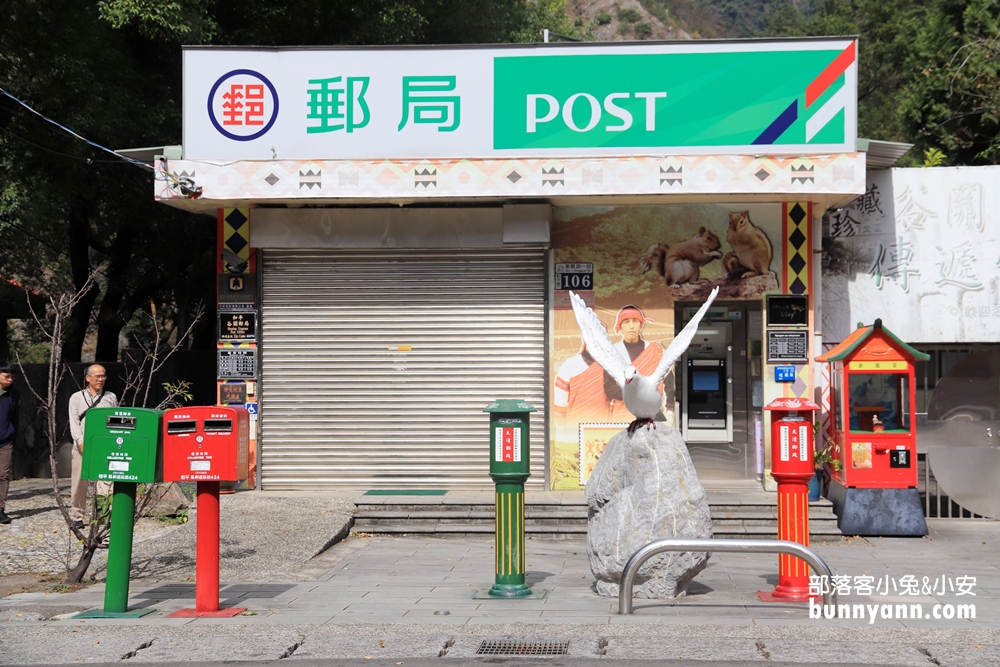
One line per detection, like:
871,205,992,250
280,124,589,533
0,87,202,198
0,126,137,164
0,88,154,172
2,219,72,262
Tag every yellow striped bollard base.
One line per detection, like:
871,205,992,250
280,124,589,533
490,483,531,597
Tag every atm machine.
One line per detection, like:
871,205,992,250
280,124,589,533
682,322,734,443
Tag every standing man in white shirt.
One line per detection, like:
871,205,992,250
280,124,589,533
68,364,118,529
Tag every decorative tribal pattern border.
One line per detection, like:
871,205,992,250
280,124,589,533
781,201,814,401
157,153,865,202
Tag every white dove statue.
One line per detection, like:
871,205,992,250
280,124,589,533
569,287,720,434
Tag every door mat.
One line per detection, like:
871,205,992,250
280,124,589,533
363,489,448,496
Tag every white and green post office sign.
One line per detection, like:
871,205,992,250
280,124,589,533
183,39,857,161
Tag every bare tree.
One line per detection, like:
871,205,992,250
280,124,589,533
16,273,109,583
120,302,205,410
18,281,205,584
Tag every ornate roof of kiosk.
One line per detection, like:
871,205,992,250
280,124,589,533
816,319,930,363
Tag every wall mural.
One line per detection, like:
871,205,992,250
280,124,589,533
550,204,783,490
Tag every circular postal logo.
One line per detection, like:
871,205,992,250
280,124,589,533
207,69,279,141
116,437,123,445
196,435,204,443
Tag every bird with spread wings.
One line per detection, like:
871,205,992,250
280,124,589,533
569,287,720,434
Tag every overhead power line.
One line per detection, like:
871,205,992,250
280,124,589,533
0,126,136,164
0,87,202,199
1,89,154,171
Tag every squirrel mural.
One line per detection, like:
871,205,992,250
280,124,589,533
639,227,723,288
722,210,773,279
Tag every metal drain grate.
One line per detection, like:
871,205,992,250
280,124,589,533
476,641,569,656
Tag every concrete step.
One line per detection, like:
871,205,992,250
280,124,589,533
353,495,843,540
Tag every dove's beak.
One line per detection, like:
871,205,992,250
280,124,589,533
625,377,632,385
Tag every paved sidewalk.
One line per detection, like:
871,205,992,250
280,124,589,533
2,519,1000,664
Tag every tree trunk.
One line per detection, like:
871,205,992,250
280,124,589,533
65,544,99,584
62,200,99,363
94,224,138,362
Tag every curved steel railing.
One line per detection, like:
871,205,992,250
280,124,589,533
618,538,837,614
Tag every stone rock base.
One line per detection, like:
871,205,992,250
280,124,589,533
586,425,713,598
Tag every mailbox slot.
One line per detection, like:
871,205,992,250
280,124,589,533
107,415,137,430
167,420,197,434
203,419,233,432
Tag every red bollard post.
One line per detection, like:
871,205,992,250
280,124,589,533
164,407,249,618
759,398,820,603
195,481,221,613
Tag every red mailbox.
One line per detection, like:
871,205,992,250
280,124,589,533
817,319,929,536
163,407,248,483
163,406,249,618
769,400,816,481
761,397,819,603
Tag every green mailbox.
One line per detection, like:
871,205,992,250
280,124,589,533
76,406,162,619
482,399,538,598
485,399,535,483
81,407,163,484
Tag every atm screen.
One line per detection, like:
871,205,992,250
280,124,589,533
692,370,721,392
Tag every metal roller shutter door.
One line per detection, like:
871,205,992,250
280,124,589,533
260,248,547,490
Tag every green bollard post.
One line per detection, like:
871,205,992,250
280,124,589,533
102,482,137,613
76,408,162,619
492,482,527,596
480,400,545,599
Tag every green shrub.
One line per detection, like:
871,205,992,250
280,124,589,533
595,12,612,25
617,7,641,23
634,22,652,38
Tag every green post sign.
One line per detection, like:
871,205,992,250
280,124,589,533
494,46,855,151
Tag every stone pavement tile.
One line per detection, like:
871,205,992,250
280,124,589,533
236,592,302,601
126,624,309,661
539,608,621,617
921,643,1000,667
763,640,927,666
537,601,617,612
606,636,761,661
609,614,739,624
355,587,443,597
392,615,475,625
464,611,544,619
327,614,418,624
289,626,461,659
217,583,299,591
190,612,335,625
751,617,848,626
407,601,483,611
750,616,897,627
284,596,354,609
0,625,162,664
55,614,190,626
331,609,409,621
402,609,491,620
55,614,196,626
531,616,612,624
898,619,979,629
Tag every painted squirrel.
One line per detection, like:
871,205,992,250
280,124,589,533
639,227,723,288
722,210,773,278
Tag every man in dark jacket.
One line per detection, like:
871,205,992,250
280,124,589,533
0,361,19,525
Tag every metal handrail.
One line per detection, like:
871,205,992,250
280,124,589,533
618,538,837,614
